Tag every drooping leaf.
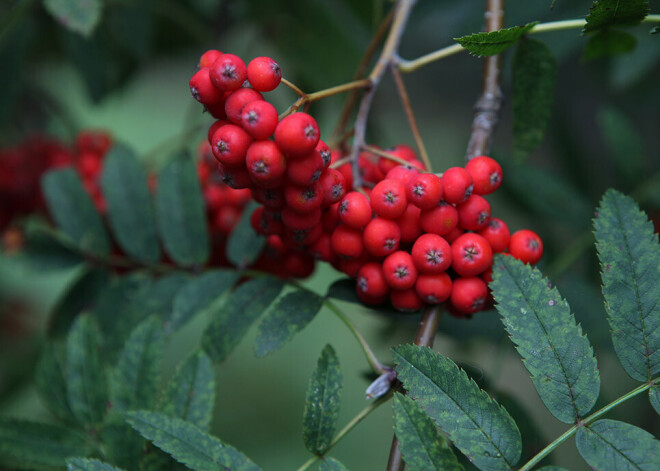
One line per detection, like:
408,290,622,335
125,411,262,471
43,0,103,37
576,419,660,470
66,315,107,430
393,345,521,471
155,153,209,267
227,201,265,268
596,106,645,185
97,416,144,471
513,38,556,162
319,457,349,471
254,289,324,357
491,255,600,423
100,143,160,264
109,317,163,412
202,277,284,363
67,458,126,471
160,350,216,430
650,384,660,415
455,22,538,57
593,189,660,381
303,345,343,455
41,168,111,257
584,0,650,33
168,269,240,334
0,419,92,470
392,393,463,471
35,342,74,423
583,29,637,61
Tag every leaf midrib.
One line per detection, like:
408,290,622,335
586,425,644,470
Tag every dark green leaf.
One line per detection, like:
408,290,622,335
160,350,216,430
650,384,660,414
393,394,463,471
97,417,144,471
35,342,74,423
597,106,645,184
155,153,209,267
202,277,284,363
537,467,569,471
227,201,265,268
110,317,163,412
125,411,262,471
67,458,125,471
584,0,650,33
41,169,111,257
254,289,324,357
0,419,92,470
66,315,107,430
141,272,191,322
583,29,637,61
393,345,521,471
491,255,600,423
593,189,660,381
9,226,84,273
455,22,538,57
100,143,160,264
169,270,240,334
513,38,556,161
319,458,349,471
303,345,343,455
576,419,660,470
43,0,102,37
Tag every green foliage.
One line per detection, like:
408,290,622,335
43,0,103,37
491,255,600,423
0,419,92,471
455,22,538,57
318,457,349,471
650,385,660,414
35,342,75,423
575,419,660,470
392,393,463,471
41,169,111,257
227,201,265,268
141,272,191,323
97,417,144,471
126,411,262,471
596,107,645,185
393,345,521,471
303,345,343,455
202,277,284,362
254,289,324,357
593,189,660,381
155,153,209,267
583,29,637,60
100,143,160,264
584,0,650,33
67,458,125,471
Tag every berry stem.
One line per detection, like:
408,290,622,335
361,144,425,171
279,79,372,120
280,77,306,97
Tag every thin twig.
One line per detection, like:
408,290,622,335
281,77,306,97
278,79,371,120
361,144,426,172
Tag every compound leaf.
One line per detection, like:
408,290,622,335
43,0,102,37
67,458,125,471
227,201,265,268
455,22,538,57
584,0,650,33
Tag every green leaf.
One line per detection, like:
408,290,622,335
110,317,163,412
41,168,111,257
537,467,569,471
202,277,284,363
584,0,650,33
583,29,637,61
593,189,660,381
100,143,160,264
576,419,660,470
491,255,600,423
169,269,240,334
254,289,324,357
97,417,144,471
319,458,349,471
393,345,521,471
455,22,538,57
43,0,103,37
160,350,216,430
66,315,107,430
9,226,84,273
140,272,191,322
303,345,343,455
0,419,93,470
35,342,74,423
155,153,209,267
125,411,262,471
650,384,660,414
597,106,645,185
227,201,265,268
67,458,125,471
512,38,556,162
393,394,463,471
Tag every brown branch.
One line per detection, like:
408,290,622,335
465,0,505,161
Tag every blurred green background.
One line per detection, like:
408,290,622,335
1,0,659,469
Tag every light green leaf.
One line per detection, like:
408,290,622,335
513,38,556,161
650,384,660,414
583,29,637,61
41,168,110,257
202,277,284,363
584,0,650,33
0,419,92,470
491,255,600,423
319,457,349,471
254,289,324,358
227,201,265,268
455,22,538,57
126,411,261,471
393,394,463,471
35,342,74,423
576,419,660,470
303,345,343,455
155,153,209,267
43,0,102,37
67,458,125,471
100,143,160,264
597,106,645,184
593,189,660,381
393,345,521,471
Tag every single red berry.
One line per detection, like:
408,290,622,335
209,53,247,91
444,226,464,244
419,202,458,236
442,167,473,204
319,169,346,207
457,194,491,231
309,233,337,264
335,251,370,278
252,187,285,209
338,191,372,229
287,150,325,186
245,140,287,188
189,68,224,105
208,119,231,143
247,56,282,92
274,112,320,158
358,152,384,184
451,233,493,277
331,225,364,259
356,288,388,306
363,218,401,257
479,218,510,253
205,97,229,119
450,277,489,315
378,144,417,174
198,49,223,69
415,272,452,304
509,229,543,265
465,156,502,195
384,164,420,184
396,204,422,244
335,162,354,193
382,251,418,290
210,124,252,167
213,205,240,234
357,262,390,298
203,184,224,212
251,206,283,236
411,233,452,274
371,179,407,219
282,251,316,278
240,100,278,140
406,173,443,210
224,88,264,124
390,288,424,312
316,140,332,168
281,206,321,230
322,203,340,232
284,182,323,213
283,225,323,247
217,162,252,189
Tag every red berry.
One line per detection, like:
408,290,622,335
283,225,322,246
213,205,240,233
245,140,287,187
198,49,222,69
415,272,452,304
224,88,263,124
406,173,443,210
356,288,388,306
411,234,452,274
371,179,407,219
419,202,458,236
336,252,370,278
457,194,491,231
384,164,419,184
450,277,489,315
442,167,473,204
363,218,401,257
274,113,320,158
309,233,337,263
208,119,230,143
509,229,543,265
378,145,417,174
247,56,282,92
282,251,315,278
357,262,390,298
338,191,372,229
451,233,493,277
252,187,285,209
390,288,424,312
210,124,252,167
287,150,324,186
189,68,224,105
396,204,422,244
382,251,418,290
316,140,332,168
335,162,354,193
281,206,321,230
331,225,364,259
322,203,340,232
284,182,324,213
465,156,502,195
217,162,252,189
479,218,510,253
209,53,247,91
240,100,278,140
319,169,346,207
